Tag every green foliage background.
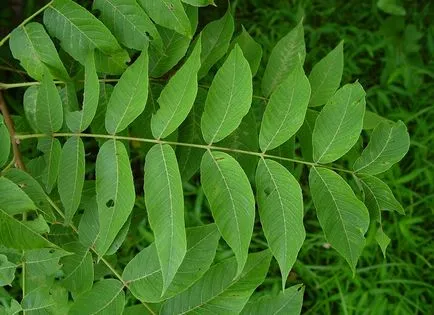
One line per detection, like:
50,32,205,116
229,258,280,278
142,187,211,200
0,0,432,313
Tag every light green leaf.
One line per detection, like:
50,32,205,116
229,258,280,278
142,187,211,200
181,0,215,6
105,48,148,135
176,88,206,181
95,140,135,256
123,224,220,302
144,144,186,293
200,150,255,276
297,109,319,162
259,59,310,152
23,215,50,235
161,250,272,315
105,215,131,256
61,81,79,113
58,137,85,224
35,70,63,134
151,37,201,139
232,26,262,76
68,279,125,315
23,86,39,132
123,305,160,315
309,167,369,273
241,284,304,315
93,49,130,75
91,84,114,142
78,196,99,248
375,226,391,258
358,174,405,222
0,299,22,314
198,7,234,78
256,159,305,289
262,19,305,97
0,208,56,250
312,82,366,164
21,287,55,314
61,242,94,296
93,0,162,51
0,177,36,215
363,110,389,130
377,0,406,16
353,121,410,175
0,254,16,286
9,22,69,81
38,137,61,193
66,50,99,132
43,0,129,72
4,169,55,222
201,45,252,144
308,41,344,107
138,0,191,38
0,115,11,168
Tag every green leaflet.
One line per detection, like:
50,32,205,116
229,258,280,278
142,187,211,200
0,115,11,168
23,86,39,132
308,41,344,107
105,215,132,256
38,137,61,194
358,174,405,222
375,226,391,258
93,49,131,75
93,0,162,51
363,110,389,130
198,7,234,78
122,224,220,302
297,109,319,162
91,84,114,144
0,299,22,314
176,88,206,181
0,254,16,286
201,45,253,144
123,305,160,315
138,0,191,38
4,168,55,222
256,159,305,289
200,150,255,276
58,137,85,224
181,0,215,6
95,140,135,257
161,250,272,314
241,284,304,315
0,177,36,215
105,47,148,135
35,70,63,134
262,19,305,97
259,59,311,152
231,26,263,76
61,242,94,296
22,248,71,292
66,50,99,133
309,167,369,273
61,81,80,114
21,287,56,314
312,82,366,164
0,208,56,250
144,144,186,294
43,0,130,73
353,121,410,175
151,37,201,139
68,279,125,315
78,195,99,248
9,22,69,81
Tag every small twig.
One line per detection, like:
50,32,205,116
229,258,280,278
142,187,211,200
0,91,25,170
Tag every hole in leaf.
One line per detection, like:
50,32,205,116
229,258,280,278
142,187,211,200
106,199,115,208
49,249,55,254
145,31,154,41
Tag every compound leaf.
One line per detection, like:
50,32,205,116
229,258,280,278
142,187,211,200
9,22,69,81
262,19,305,97
201,45,252,144
58,137,85,224
309,167,369,273
256,159,305,289
308,41,344,107
353,121,410,175
151,37,201,139
105,48,148,135
312,82,366,164
68,279,124,315
200,150,255,276
161,250,271,314
259,60,310,152
94,140,135,257
144,144,186,294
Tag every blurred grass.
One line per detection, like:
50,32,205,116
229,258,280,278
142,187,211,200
0,0,433,313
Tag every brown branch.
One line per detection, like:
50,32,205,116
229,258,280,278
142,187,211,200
0,91,26,170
